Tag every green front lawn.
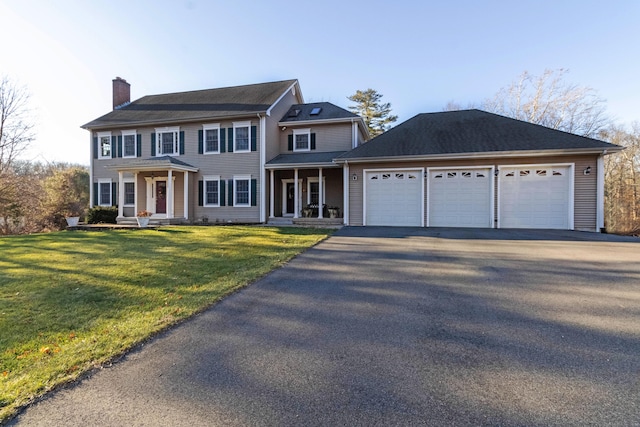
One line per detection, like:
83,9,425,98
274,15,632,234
0,226,332,421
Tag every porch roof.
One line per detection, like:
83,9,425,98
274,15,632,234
265,151,346,169
106,156,199,172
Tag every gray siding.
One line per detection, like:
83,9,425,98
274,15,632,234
279,123,353,153
347,154,600,230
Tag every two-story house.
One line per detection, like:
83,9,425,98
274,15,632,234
82,78,369,225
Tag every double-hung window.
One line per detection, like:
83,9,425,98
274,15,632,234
233,121,251,152
203,175,220,206
293,128,311,152
155,127,180,156
98,132,112,159
122,130,137,158
98,179,112,206
234,175,251,207
203,124,220,154
123,180,135,206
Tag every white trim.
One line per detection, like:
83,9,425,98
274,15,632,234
202,123,221,154
183,171,189,220
202,175,221,207
144,176,176,216
121,129,137,158
260,115,267,223
123,177,135,207
89,133,94,207
281,178,303,216
307,176,326,205
352,121,358,148
233,174,251,207
97,131,112,159
97,178,112,206
343,162,349,225
363,167,425,227
269,169,275,219
596,155,605,232
426,166,494,228
497,162,574,230
267,81,302,116
155,126,180,157
293,128,311,152
232,121,251,153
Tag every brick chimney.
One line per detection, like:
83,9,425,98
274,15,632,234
112,77,130,109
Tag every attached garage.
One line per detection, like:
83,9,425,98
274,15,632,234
364,169,423,226
498,164,573,229
428,167,493,227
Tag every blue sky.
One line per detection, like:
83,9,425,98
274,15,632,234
1,0,638,165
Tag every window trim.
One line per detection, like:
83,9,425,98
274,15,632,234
123,178,135,206
233,174,251,207
155,126,180,157
202,123,221,154
97,131,112,159
203,175,221,207
293,128,311,152
233,121,251,153
122,129,137,158
98,179,112,206
307,177,326,205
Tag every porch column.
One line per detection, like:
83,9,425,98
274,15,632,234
293,168,299,219
269,169,275,218
183,171,189,220
134,172,138,216
118,171,124,218
167,169,174,218
318,168,323,218
343,162,349,225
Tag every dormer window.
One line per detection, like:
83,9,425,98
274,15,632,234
293,128,311,152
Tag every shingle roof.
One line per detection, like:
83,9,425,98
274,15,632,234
106,156,198,171
266,151,347,167
279,102,359,123
83,79,298,129
337,109,620,160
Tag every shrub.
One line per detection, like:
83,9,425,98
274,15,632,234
86,206,118,224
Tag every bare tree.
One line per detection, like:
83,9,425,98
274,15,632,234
0,75,35,178
481,69,609,138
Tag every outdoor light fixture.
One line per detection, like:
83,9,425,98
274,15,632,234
352,173,357,181
584,166,591,175
494,169,500,176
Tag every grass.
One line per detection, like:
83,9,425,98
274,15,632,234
0,226,332,422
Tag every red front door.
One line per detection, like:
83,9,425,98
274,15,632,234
156,181,167,214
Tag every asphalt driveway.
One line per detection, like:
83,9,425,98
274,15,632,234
9,227,640,426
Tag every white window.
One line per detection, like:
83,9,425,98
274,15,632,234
122,130,137,158
203,175,220,207
203,124,220,154
307,177,326,205
98,179,112,206
98,132,112,159
234,175,251,207
155,127,180,156
123,179,135,206
233,121,251,152
293,128,310,152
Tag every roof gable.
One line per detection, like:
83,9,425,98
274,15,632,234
338,109,620,160
83,79,300,129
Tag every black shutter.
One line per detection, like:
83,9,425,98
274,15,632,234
93,183,98,206
179,131,185,155
111,136,117,158
251,125,257,151
288,135,293,151
220,180,226,206
228,179,234,206
117,136,123,158
198,180,203,206
227,128,234,152
220,128,226,153
93,137,98,159
111,182,117,206
198,130,203,154
136,134,142,157
311,133,316,150
251,179,257,206
151,133,156,156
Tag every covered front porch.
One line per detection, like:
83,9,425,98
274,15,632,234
265,151,346,225
107,157,199,224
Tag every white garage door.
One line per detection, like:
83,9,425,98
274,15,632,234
428,168,493,227
365,170,423,226
499,165,572,229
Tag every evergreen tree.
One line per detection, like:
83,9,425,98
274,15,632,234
347,89,398,137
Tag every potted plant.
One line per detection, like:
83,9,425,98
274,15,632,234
327,206,339,218
64,200,86,227
136,210,152,227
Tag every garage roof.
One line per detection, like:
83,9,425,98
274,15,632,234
336,109,621,161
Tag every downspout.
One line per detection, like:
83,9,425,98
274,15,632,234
596,150,606,232
258,113,267,223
